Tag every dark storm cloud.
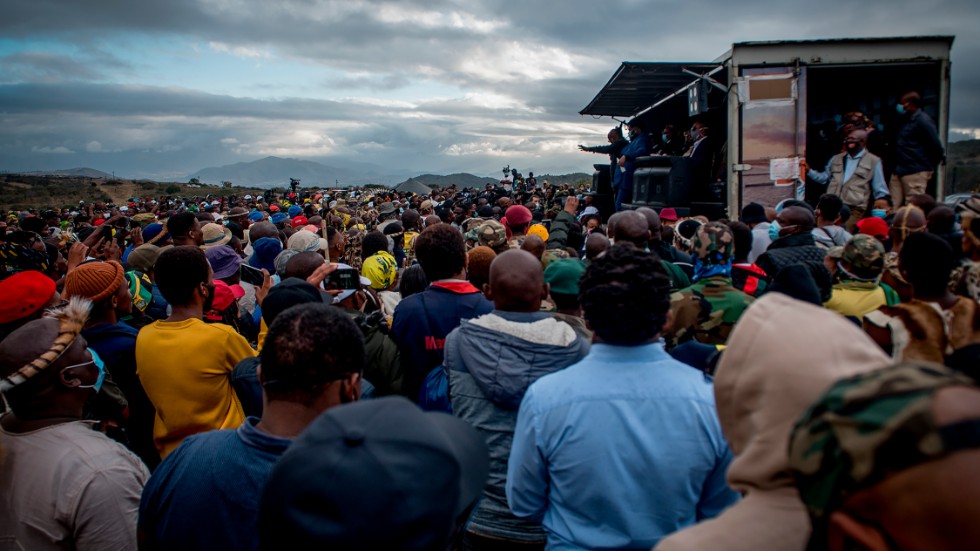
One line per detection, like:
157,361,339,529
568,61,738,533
1,0,977,179
0,83,377,121
0,52,105,83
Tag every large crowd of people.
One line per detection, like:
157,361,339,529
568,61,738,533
1,164,979,550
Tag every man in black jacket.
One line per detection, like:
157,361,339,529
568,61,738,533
890,91,945,207
579,127,628,192
756,206,831,301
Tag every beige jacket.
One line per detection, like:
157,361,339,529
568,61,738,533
655,292,890,551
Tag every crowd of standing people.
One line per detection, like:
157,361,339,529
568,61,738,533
1,155,979,549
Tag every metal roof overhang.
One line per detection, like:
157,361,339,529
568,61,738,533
579,62,721,118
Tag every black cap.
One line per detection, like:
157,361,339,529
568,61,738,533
258,397,489,550
260,278,323,326
741,202,767,225
382,222,405,235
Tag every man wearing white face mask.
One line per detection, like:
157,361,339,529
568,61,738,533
803,129,889,233
615,119,651,212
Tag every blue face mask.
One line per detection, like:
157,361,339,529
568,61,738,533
768,221,781,241
662,133,670,143
62,348,106,392
896,104,906,115
872,209,888,220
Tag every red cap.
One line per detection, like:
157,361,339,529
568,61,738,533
269,205,280,212
291,215,309,228
504,205,532,227
659,207,678,222
0,271,57,324
856,216,889,238
205,280,241,321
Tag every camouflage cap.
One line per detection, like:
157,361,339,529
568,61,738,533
826,245,845,260
476,219,507,248
692,222,734,262
841,234,885,279
788,363,978,521
464,217,486,233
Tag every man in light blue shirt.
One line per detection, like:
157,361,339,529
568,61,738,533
805,130,888,232
506,244,739,550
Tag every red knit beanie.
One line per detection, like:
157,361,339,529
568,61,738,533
0,270,57,324
63,260,125,303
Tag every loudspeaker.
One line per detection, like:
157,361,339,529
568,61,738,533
630,156,693,207
591,164,613,195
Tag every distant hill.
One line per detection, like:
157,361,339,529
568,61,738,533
530,173,592,187
391,172,592,191
188,156,396,188
12,167,115,179
394,173,498,190
949,139,980,194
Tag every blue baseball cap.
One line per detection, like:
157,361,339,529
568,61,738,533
288,205,303,218
271,212,288,225
249,237,283,274
248,211,264,223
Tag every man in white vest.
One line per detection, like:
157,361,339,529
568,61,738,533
805,129,889,232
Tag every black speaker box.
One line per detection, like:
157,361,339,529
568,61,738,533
591,163,613,195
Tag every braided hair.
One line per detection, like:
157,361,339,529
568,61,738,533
579,244,671,345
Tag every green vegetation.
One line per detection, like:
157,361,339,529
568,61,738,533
0,175,266,212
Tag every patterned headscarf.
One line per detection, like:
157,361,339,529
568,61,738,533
0,297,92,393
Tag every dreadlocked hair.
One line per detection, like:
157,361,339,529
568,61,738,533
579,244,671,345
0,296,92,393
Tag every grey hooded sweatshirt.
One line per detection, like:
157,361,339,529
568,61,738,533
447,310,590,543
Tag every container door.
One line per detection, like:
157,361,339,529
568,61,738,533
737,67,807,209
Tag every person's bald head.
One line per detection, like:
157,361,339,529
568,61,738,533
586,232,610,260
635,207,662,243
777,206,816,236
520,234,546,260
401,209,421,231
283,251,326,281
609,210,650,247
424,215,442,227
249,221,279,243
486,249,548,312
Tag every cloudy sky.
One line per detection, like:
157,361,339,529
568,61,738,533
1,0,977,182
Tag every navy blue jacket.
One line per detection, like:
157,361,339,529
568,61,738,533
619,132,652,191
390,282,493,401
83,322,159,468
895,109,944,176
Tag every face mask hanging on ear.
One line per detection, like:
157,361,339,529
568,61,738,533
768,221,781,241
62,348,106,392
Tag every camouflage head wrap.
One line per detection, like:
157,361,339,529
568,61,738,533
840,234,885,280
476,219,507,249
788,362,978,522
692,222,734,263
826,245,845,261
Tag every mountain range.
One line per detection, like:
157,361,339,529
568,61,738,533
11,155,596,191
187,156,403,188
